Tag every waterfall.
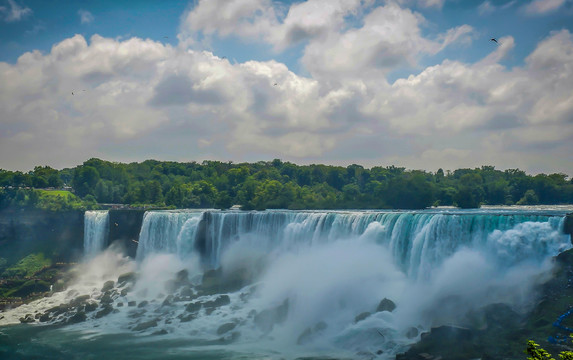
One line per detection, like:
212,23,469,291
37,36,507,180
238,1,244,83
3,207,572,360
136,209,570,276
83,210,110,257
136,210,204,261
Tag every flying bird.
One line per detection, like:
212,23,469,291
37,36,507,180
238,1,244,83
71,92,74,95
273,83,278,86
490,38,498,44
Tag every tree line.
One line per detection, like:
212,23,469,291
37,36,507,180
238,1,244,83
1,158,572,210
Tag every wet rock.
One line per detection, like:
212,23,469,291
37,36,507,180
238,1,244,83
180,286,195,298
128,301,137,307
199,268,250,295
162,295,174,307
67,311,87,324
185,301,202,313
95,304,113,318
217,322,237,335
128,310,146,319
70,294,91,307
101,280,115,293
254,299,289,333
101,292,114,304
39,313,52,322
120,288,129,297
178,313,196,322
132,319,158,331
118,272,137,286
204,295,231,309
117,302,124,307
355,312,371,323
137,300,149,308
152,329,168,335
176,269,190,285
19,314,35,323
406,327,419,339
46,304,69,316
376,298,396,313
84,301,98,312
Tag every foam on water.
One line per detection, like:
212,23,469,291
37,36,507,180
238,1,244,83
1,208,571,359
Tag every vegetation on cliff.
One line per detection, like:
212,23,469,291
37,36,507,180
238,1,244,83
1,159,572,210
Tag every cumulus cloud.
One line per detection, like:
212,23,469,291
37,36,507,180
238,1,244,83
1,2,572,175
0,0,32,22
301,3,474,82
523,0,566,15
78,9,94,24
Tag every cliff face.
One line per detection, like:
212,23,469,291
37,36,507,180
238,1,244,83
0,208,84,263
108,209,145,258
565,213,573,244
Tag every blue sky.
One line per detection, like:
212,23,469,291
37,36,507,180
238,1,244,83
1,0,572,174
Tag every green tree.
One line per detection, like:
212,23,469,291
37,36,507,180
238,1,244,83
72,166,100,198
526,338,573,360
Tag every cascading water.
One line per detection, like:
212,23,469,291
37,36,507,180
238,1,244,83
83,210,110,257
2,207,572,360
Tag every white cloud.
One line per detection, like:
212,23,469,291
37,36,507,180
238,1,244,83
78,9,94,24
301,3,474,81
523,0,566,15
1,3,572,175
478,1,517,15
0,0,31,22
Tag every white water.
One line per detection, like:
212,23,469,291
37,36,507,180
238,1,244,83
83,210,110,257
2,208,571,359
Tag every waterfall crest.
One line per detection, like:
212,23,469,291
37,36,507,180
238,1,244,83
136,209,569,276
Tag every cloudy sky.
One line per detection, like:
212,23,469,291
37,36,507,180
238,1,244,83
1,0,572,174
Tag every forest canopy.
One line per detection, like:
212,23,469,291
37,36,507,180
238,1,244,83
1,159,572,211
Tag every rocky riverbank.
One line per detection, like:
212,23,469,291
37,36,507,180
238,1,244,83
396,247,573,360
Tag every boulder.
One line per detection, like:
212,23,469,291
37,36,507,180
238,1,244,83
19,314,35,323
100,292,114,304
137,300,149,308
355,312,371,323
70,294,90,307
204,295,231,309
117,272,137,286
95,304,113,318
178,313,196,323
84,301,98,312
217,322,237,335
67,311,87,324
376,298,396,313
186,301,202,313
127,301,137,307
101,280,115,293
132,319,158,331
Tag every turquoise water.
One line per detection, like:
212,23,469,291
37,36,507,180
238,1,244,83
1,207,571,359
